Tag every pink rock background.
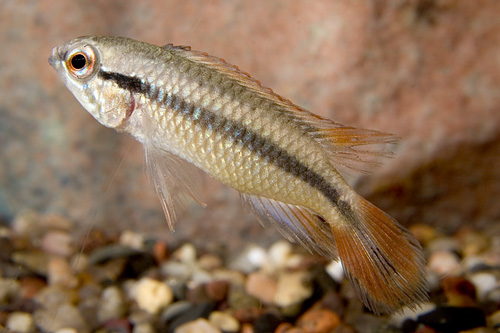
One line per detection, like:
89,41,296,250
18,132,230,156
1,1,499,250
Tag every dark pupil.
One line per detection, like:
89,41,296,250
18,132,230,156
71,54,87,69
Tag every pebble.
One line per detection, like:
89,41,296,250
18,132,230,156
468,272,498,302
268,240,293,269
3,208,499,333
34,285,78,311
325,260,344,283
253,312,284,333
427,236,461,254
11,251,50,276
0,278,20,302
198,253,224,270
19,276,46,299
161,260,193,280
47,257,78,288
97,285,128,323
205,279,229,302
427,250,461,275
487,309,500,328
417,306,486,332
229,244,267,273
209,311,240,332
165,302,215,332
54,329,78,333
11,210,42,239
245,271,277,304
274,271,312,307
119,230,145,250
173,243,197,263
135,277,173,314
296,308,341,332
227,287,261,310
34,303,90,333
133,322,156,333
40,213,74,231
41,230,74,257
6,311,35,333
175,318,221,333
441,276,477,307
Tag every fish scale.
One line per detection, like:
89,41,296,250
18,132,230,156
49,36,428,314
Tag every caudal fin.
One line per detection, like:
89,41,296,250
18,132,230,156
330,195,428,314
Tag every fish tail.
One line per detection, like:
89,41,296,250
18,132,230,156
330,194,428,314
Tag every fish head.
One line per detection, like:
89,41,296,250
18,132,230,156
49,36,134,129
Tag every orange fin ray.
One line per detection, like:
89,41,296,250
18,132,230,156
240,194,337,258
331,195,428,314
308,119,400,176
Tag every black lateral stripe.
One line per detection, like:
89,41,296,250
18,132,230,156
99,70,354,215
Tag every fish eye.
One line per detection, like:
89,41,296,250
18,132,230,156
70,53,87,70
66,47,96,79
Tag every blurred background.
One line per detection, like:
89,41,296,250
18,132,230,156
1,0,500,252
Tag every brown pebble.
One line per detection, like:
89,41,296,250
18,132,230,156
296,308,341,333
442,276,477,307
245,271,277,304
409,223,438,245
186,284,211,304
241,323,254,333
205,280,229,302
275,322,305,333
333,323,356,333
233,307,265,323
19,276,46,299
153,240,168,264
416,325,439,333
102,318,132,331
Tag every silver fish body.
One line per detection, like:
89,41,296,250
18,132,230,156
49,36,428,314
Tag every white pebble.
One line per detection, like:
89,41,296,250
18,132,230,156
390,302,436,325
427,250,460,275
6,312,35,333
54,329,78,333
176,318,221,333
469,272,498,302
119,230,145,250
268,240,292,268
274,271,312,307
325,260,344,283
229,245,267,273
161,260,193,280
209,311,240,333
41,230,74,257
98,285,128,323
173,243,197,263
135,277,173,314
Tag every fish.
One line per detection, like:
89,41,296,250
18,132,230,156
49,36,428,314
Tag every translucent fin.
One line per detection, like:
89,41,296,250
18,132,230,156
308,119,400,176
143,144,206,231
240,194,337,258
331,194,428,315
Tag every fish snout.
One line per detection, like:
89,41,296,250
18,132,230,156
48,47,60,68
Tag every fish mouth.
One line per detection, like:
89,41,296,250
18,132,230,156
48,47,59,68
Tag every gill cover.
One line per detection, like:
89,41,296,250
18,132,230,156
49,37,134,129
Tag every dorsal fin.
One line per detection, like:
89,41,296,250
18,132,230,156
170,44,399,176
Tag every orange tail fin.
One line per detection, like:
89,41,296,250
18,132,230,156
331,196,428,314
